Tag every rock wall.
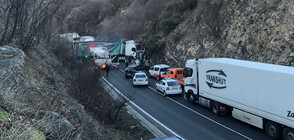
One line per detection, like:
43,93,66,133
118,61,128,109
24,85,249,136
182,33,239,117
0,45,102,139
162,0,294,67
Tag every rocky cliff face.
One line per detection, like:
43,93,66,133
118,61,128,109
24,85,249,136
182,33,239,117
0,45,102,139
162,0,294,67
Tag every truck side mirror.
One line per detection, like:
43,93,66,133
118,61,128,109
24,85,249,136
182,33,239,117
132,48,136,52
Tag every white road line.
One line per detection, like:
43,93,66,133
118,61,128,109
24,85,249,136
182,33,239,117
102,76,184,139
148,86,252,140
119,68,125,73
148,86,165,97
116,68,253,140
167,97,252,140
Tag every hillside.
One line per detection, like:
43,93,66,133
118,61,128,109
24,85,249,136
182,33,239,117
1,0,294,139
160,0,294,67
68,0,294,67
0,41,153,139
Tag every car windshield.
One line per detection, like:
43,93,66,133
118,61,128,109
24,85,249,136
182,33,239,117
167,81,179,86
126,65,136,70
161,68,169,71
136,65,145,70
135,74,146,78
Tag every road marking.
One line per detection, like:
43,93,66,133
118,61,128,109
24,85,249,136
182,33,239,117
102,76,184,139
119,68,125,73
148,86,252,140
117,68,253,140
148,86,164,97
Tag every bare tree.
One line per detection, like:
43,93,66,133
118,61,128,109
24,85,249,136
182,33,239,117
0,0,68,50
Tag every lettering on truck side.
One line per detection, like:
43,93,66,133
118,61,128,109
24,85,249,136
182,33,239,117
287,111,294,118
206,69,227,89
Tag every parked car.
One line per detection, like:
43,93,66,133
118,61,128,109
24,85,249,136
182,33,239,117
133,72,148,86
125,65,145,78
155,78,182,96
149,64,170,80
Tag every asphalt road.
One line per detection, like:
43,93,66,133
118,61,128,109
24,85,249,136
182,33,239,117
103,64,271,140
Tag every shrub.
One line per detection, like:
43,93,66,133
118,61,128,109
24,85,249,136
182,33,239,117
157,0,198,34
50,36,75,68
158,18,179,33
0,109,9,123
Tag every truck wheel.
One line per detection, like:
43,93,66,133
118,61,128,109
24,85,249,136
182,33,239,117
188,92,195,104
184,92,188,100
163,91,167,97
283,128,294,140
211,102,221,116
265,121,281,139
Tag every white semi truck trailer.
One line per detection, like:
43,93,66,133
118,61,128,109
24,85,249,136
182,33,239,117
183,58,294,140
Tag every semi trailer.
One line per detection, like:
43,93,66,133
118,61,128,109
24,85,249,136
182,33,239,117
75,40,136,59
183,58,294,140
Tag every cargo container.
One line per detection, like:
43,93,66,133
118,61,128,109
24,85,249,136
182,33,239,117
184,58,294,139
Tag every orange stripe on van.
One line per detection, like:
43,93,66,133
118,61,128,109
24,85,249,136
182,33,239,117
153,73,159,77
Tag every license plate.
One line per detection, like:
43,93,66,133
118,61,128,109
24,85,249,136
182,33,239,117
172,88,177,90
138,80,143,82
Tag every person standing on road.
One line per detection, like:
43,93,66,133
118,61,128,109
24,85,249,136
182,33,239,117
125,57,129,67
105,64,110,77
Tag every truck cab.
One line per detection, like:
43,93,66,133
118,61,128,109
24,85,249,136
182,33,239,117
121,40,136,59
183,59,198,96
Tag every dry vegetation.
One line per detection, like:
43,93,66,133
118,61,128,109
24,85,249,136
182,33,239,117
0,0,157,139
0,0,69,50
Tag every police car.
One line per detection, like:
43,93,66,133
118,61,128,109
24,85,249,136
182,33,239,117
155,78,182,96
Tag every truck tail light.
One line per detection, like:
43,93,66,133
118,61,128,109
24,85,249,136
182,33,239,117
145,78,148,81
220,107,226,110
166,87,170,91
134,79,136,82
180,86,182,90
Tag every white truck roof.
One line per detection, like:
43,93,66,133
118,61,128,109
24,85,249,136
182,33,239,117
202,58,294,75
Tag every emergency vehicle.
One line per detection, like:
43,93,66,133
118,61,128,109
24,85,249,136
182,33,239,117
161,68,184,86
148,64,170,80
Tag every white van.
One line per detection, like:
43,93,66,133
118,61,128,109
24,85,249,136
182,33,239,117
148,64,170,80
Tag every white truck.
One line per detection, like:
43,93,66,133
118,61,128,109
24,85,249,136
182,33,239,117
183,58,294,140
118,40,137,61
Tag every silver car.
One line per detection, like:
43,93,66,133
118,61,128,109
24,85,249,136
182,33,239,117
133,72,148,86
